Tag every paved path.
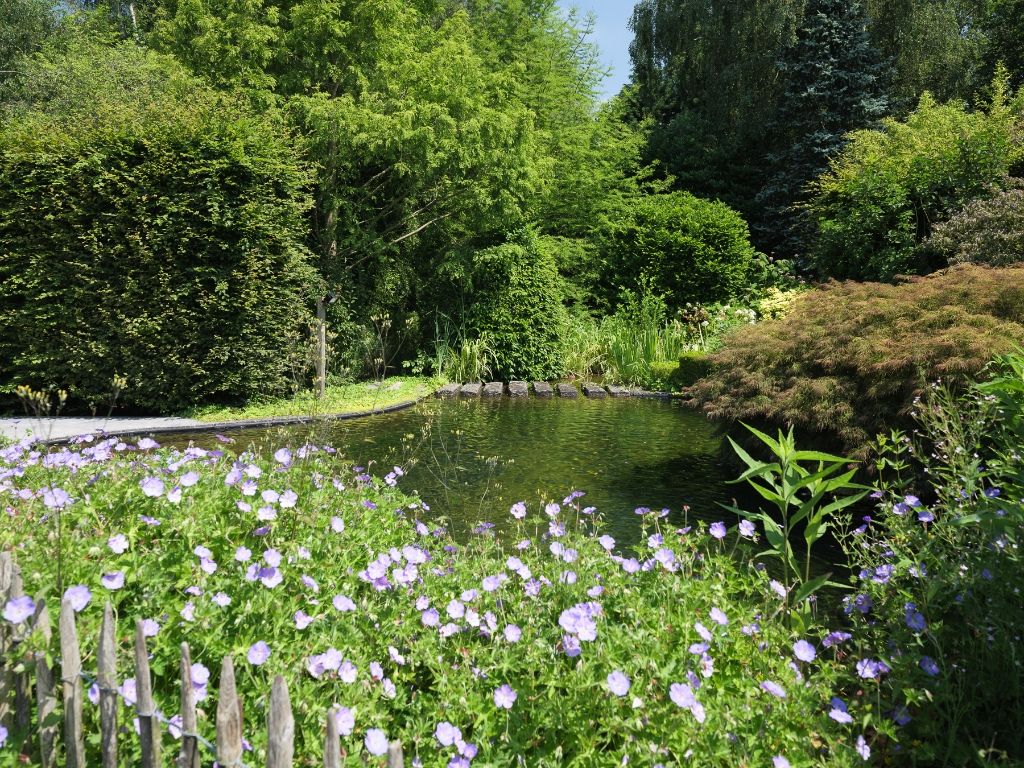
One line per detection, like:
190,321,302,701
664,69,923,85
0,416,205,442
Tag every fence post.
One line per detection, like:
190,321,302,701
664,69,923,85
387,740,404,768
32,598,56,768
323,709,340,768
177,643,200,768
59,598,85,768
97,602,118,768
8,560,32,741
216,656,243,766
134,620,161,768
266,676,294,768
0,552,14,734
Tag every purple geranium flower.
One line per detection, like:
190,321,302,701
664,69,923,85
365,728,388,756
709,521,727,539
101,572,125,590
3,595,35,624
64,585,92,613
493,684,517,709
607,671,630,696
247,642,270,666
793,640,816,663
760,680,786,698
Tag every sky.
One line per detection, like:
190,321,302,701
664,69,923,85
555,0,636,100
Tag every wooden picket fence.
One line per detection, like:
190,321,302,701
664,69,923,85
0,553,405,767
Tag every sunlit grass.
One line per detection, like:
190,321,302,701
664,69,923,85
182,376,443,422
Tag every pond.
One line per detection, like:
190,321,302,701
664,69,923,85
168,397,743,545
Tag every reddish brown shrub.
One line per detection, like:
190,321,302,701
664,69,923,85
687,265,1024,450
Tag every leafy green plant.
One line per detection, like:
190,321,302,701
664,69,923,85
725,424,867,618
598,191,756,312
809,74,1023,281
0,41,318,412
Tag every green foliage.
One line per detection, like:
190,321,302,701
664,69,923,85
847,370,1024,762
598,192,756,312
755,0,891,260
688,265,1024,451
600,289,689,389
628,0,804,217
0,0,58,87
0,42,318,412
810,81,1023,280
925,179,1024,266
1,438,870,766
674,352,713,389
464,231,568,381
727,425,866,618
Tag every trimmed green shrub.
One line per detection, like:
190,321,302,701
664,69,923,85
598,191,756,312
687,265,1024,450
924,180,1024,266
647,360,680,391
465,231,568,381
810,81,1024,281
674,352,713,389
0,43,319,412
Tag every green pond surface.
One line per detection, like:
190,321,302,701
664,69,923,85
170,397,743,545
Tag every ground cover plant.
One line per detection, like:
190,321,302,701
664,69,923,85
688,264,1024,452
0,435,878,766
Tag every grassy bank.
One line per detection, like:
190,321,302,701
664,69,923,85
183,376,443,423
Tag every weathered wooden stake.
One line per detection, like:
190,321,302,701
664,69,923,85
134,620,161,768
34,649,57,768
387,740,404,768
323,709,340,768
97,602,118,768
177,643,200,768
32,599,55,768
216,656,243,766
59,599,85,768
266,676,294,768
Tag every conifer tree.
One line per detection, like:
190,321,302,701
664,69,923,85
756,0,891,261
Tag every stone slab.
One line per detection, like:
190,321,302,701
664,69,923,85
555,383,579,398
582,383,607,398
459,382,482,397
532,382,554,398
508,381,529,398
436,383,461,399
606,385,630,397
482,382,505,398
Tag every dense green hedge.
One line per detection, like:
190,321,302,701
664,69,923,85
466,232,568,381
598,191,756,312
0,44,319,412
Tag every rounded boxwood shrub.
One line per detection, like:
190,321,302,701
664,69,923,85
598,191,756,312
465,231,569,381
687,264,1024,451
0,43,319,412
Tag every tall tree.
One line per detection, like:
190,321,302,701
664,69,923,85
755,0,891,260
627,0,806,217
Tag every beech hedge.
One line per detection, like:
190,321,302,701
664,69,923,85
0,44,319,412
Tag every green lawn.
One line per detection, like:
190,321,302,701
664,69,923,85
182,375,443,422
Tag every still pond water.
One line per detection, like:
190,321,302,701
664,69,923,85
172,397,743,545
